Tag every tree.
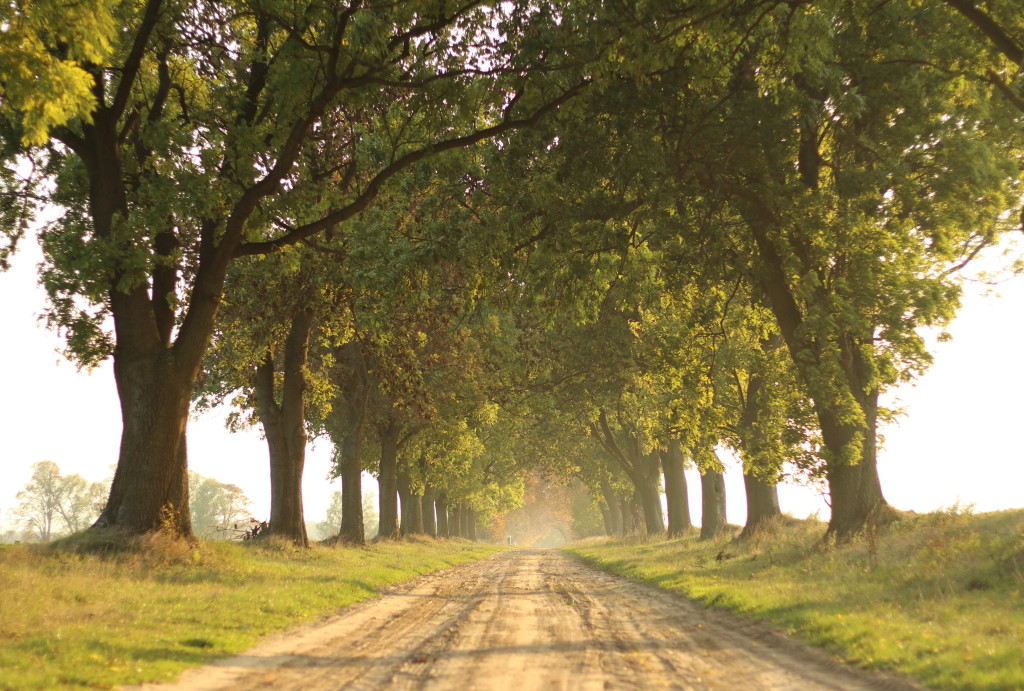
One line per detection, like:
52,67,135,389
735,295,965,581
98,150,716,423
19,0,595,538
188,471,253,538
12,461,107,540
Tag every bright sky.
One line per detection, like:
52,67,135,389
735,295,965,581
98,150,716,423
1,227,1022,531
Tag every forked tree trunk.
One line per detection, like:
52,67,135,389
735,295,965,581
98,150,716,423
435,492,450,538
422,486,437,537
254,312,312,546
741,204,888,541
699,468,727,541
660,440,691,537
376,421,400,540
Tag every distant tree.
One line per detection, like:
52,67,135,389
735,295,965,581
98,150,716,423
12,461,107,540
316,491,343,541
188,471,253,538
316,489,379,541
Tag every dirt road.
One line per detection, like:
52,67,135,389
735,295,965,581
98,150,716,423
136,549,919,690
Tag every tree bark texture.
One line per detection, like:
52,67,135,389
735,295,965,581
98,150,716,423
333,341,370,544
376,421,401,540
254,312,312,546
398,468,413,537
699,469,727,541
660,440,691,537
422,486,437,537
742,472,781,538
598,479,624,536
435,492,450,538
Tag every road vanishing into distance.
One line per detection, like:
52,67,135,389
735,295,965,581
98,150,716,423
132,550,920,690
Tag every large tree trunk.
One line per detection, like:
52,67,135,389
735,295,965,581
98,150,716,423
699,468,727,541
740,204,888,541
422,486,437,537
376,421,401,540
660,440,691,537
95,350,194,537
825,386,885,537
254,312,312,546
435,492,450,538
333,342,370,544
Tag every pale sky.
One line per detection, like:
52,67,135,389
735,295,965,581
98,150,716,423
2,226,1022,531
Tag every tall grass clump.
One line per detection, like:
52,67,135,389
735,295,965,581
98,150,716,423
569,507,1024,691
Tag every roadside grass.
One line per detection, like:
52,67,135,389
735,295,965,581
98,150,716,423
568,506,1024,691
0,535,501,690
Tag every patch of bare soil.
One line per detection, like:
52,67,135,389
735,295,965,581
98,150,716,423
126,550,921,690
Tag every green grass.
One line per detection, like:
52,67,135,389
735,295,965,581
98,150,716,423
568,507,1024,691
0,535,501,690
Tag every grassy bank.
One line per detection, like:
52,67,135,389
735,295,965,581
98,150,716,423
569,507,1024,690
0,536,501,690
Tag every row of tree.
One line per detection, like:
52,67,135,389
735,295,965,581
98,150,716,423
1,0,1022,546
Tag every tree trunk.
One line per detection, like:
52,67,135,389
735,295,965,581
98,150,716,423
599,479,623,536
407,490,424,535
94,349,194,537
824,386,886,539
736,365,783,539
435,492,450,538
635,474,664,536
459,503,471,538
741,205,888,541
448,503,462,538
254,312,311,546
660,440,691,537
467,508,477,541
741,472,781,538
333,342,371,545
422,486,436,537
700,468,727,541
397,467,412,537
376,421,400,540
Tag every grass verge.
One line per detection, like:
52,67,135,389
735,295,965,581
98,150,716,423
0,536,501,690
568,507,1024,691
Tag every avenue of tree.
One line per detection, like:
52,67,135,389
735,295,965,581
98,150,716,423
1,0,1022,545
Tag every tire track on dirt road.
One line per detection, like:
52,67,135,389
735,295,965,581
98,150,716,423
130,549,921,690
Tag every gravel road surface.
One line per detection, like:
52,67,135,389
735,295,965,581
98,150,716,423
132,549,920,690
